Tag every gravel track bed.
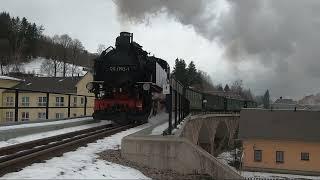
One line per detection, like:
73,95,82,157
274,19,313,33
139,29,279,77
98,149,213,180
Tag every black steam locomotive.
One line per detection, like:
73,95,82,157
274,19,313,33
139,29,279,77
87,32,169,124
87,32,257,124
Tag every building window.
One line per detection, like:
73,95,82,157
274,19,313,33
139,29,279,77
22,97,30,106
38,112,46,120
5,111,14,121
21,112,30,121
56,97,64,107
254,150,262,162
5,97,14,106
81,97,84,105
55,113,64,119
38,97,47,106
301,152,309,161
276,151,284,163
73,97,77,107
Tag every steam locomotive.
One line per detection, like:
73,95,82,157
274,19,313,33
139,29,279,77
86,32,169,124
87,32,257,124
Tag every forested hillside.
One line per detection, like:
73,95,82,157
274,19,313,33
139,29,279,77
172,58,254,100
0,12,96,76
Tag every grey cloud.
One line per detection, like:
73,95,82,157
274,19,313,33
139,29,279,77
116,0,215,39
116,0,320,98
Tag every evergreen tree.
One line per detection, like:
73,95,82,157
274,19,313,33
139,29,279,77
0,11,95,72
217,84,223,91
172,58,187,86
263,90,270,109
186,61,198,86
224,84,230,92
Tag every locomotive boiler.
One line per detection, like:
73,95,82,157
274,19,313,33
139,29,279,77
87,32,169,124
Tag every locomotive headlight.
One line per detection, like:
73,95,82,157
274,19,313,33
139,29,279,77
143,83,150,91
86,82,94,91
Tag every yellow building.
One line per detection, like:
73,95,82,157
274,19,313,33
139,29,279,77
239,109,320,176
0,73,94,123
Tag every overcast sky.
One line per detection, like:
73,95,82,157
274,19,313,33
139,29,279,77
1,0,320,100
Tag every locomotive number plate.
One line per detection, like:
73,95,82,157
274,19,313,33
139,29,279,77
106,65,136,72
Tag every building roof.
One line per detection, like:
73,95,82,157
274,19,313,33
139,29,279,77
7,76,83,94
203,90,244,100
239,109,320,142
274,98,296,104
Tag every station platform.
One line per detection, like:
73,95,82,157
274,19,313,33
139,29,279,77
0,116,97,141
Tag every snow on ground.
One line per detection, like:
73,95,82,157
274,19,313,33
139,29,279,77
241,171,320,180
149,111,185,135
21,57,87,77
217,151,234,166
150,122,167,135
147,112,168,125
172,116,186,134
0,76,22,81
0,120,111,148
0,117,93,131
1,123,151,179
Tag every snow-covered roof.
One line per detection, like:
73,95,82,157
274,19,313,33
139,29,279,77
0,76,22,81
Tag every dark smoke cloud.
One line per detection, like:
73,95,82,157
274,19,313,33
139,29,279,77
116,0,216,38
116,0,320,98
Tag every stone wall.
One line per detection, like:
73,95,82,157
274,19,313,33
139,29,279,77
122,135,242,179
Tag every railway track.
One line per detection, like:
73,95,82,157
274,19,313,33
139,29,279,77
0,122,143,176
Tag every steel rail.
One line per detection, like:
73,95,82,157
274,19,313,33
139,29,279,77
0,122,143,177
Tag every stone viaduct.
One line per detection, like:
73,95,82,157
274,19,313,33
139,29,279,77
178,113,240,156
121,113,243,179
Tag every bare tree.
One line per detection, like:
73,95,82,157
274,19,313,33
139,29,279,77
59,34,72,77
0,39,10,75
70,39,84,76
40,60,60,76
65,63,83,77
231,79,243,94
97,44,106,54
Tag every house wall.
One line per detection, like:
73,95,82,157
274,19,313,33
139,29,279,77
0,74,95,123
75,72,94,116
0,79,21,123
242,139,320,175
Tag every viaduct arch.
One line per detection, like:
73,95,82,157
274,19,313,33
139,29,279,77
179,114,240,156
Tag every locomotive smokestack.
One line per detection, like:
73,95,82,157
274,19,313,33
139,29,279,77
116,32,132,48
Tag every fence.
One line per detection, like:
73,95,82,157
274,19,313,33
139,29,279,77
0,87,94,123
163,78,190,135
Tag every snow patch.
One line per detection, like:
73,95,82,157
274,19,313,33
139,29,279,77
147,112,168,126
0,120,111,148
1,123,151,179
150,122,168,135
241,171,320,180
217,151,234,166
19,57,87,77
0,76,22,81
0,117,93,131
